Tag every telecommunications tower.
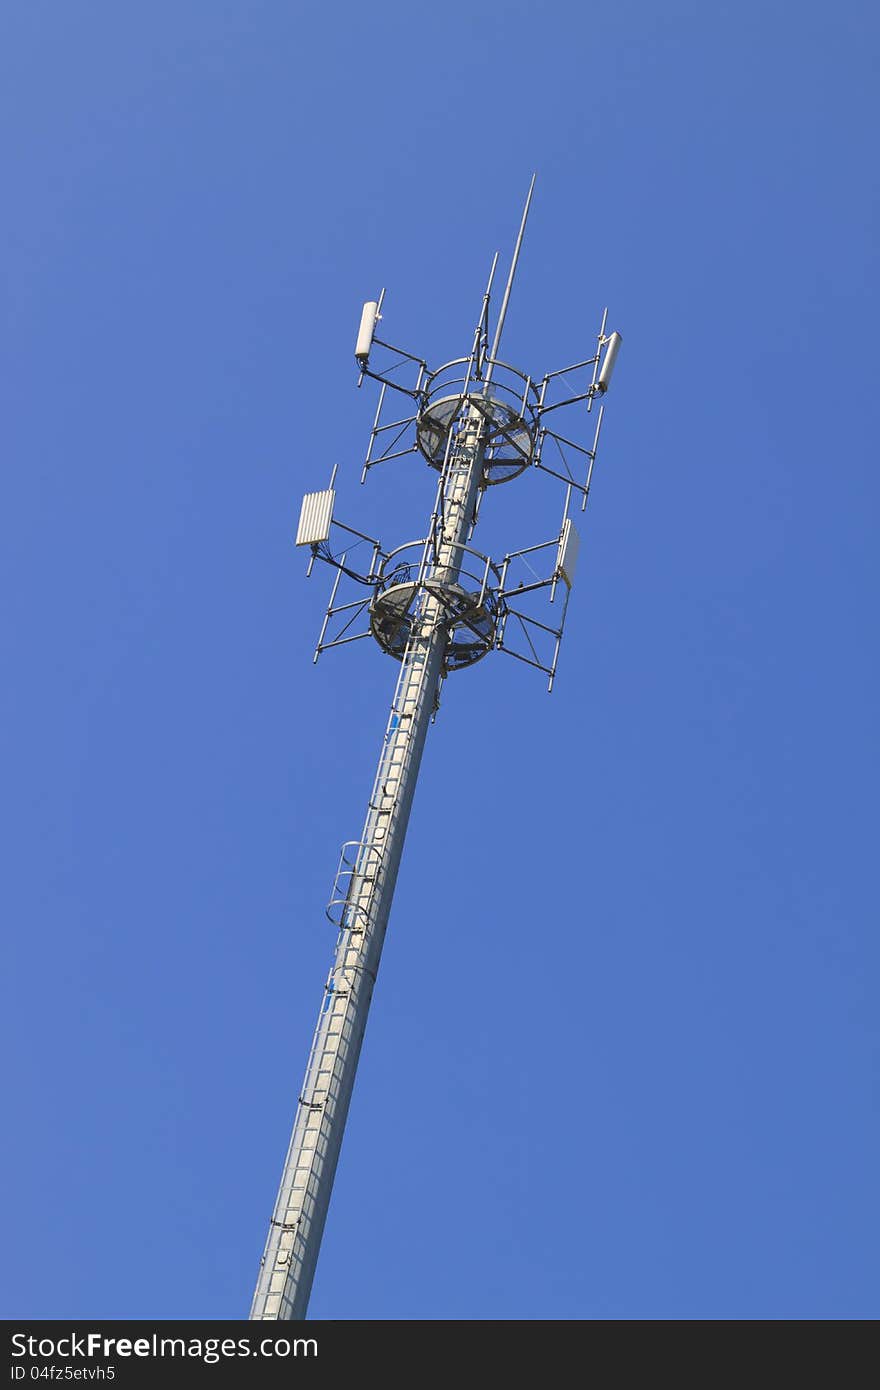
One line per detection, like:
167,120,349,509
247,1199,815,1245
251,178,622,1319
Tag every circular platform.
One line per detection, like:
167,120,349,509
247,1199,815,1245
415,360,540,486
370,576,501,671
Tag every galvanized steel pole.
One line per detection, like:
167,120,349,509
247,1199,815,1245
251,407,487,1319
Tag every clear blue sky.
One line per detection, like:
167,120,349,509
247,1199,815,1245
2,1,878,1320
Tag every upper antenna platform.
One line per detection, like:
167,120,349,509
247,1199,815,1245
294,176,623,690
416,359,540,485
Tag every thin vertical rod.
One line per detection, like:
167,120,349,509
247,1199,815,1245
474,252,499,378
485,173,536,383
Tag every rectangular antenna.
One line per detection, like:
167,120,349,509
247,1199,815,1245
295,488,335,547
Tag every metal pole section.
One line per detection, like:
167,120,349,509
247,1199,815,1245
251,405,488,1320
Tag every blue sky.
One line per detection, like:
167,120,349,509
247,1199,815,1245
2,1,878,1319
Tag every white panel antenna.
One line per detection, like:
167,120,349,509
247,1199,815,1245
355,301,379,364
557,517,581,588
597,330,623,393
295,488,335,547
